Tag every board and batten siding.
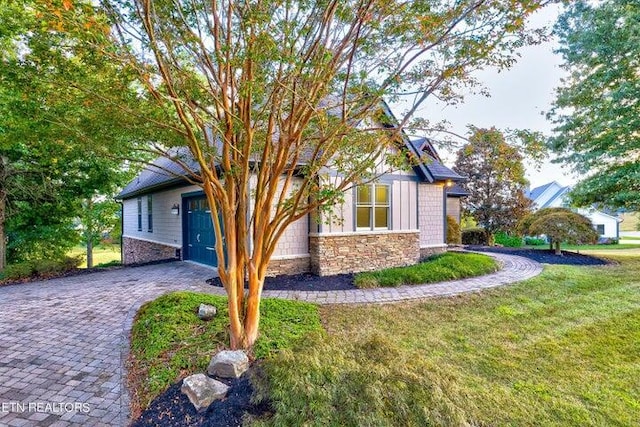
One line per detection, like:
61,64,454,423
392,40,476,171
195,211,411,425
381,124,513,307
319,176,418,233
122,184,201,248
418,183,445,247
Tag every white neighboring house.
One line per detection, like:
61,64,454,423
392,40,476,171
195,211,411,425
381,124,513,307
527,181,622,239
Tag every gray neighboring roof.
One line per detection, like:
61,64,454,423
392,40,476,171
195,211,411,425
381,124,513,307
446,184,468,197
116,148,200,199
527,181,571,208
526,182,554,201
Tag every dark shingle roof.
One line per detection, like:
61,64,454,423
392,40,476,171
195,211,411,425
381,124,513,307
116,148,200,199
446,184,468,197
407,138,465,182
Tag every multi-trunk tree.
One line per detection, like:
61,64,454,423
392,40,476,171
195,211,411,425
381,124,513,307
454,127,533,241
548,0,640,210
50,0,551,349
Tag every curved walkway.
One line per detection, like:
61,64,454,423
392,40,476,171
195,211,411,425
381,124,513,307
0,252,541,426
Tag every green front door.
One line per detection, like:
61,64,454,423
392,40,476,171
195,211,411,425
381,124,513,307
185,197,217,266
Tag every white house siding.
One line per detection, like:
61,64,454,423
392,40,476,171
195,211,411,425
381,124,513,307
418,183,445,248
577,208,619,238
122,184,201,247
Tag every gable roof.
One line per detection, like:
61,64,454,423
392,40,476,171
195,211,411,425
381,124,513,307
117,102,465,199
527,181,571,208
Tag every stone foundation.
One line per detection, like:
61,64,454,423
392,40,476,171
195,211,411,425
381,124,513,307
123,237,180,265
420,245,448,259
310,231,420,276
266,256,311,276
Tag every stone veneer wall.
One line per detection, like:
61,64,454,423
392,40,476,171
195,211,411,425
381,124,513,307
123,237,179,265
266,256,311,276
420,245,447,259
309,231,420,276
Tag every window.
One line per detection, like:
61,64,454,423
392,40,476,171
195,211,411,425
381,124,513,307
147,195,153,232
356,184,390,229
596,224,605,235
137,197,142,231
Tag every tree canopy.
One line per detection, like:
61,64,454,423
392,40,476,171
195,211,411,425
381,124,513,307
548,0,640,209
454,127,533,238
45,0,552,349
519,207,598,254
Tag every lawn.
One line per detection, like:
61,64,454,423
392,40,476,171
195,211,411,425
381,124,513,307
354,252,498,288
620,212,639,232
528,243,640,251
67,244,121,268
255,253,640,426
131,252,640,426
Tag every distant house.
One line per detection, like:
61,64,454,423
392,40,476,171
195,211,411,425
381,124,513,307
527,181,622,239
116,107,466,276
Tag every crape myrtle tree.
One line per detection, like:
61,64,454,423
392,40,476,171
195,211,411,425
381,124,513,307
454,127,534,242
519,207,598,255
548,0,640,210
52,0,551,349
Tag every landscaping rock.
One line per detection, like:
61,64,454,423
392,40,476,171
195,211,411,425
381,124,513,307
198,303,217,320
181,373,229,412
207,350,249,378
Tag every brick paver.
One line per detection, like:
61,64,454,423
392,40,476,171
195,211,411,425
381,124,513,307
0,252,541,426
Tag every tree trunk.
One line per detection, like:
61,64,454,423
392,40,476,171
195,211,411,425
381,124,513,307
86,239,93,268
549,240,553,251
554,241,562,255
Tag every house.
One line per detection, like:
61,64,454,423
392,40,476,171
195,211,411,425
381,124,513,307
117,110,466,277
527,181,622,239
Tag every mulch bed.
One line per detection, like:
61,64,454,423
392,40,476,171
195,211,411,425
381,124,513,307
131,372,271,427
207,272,357,291
464,246,610,266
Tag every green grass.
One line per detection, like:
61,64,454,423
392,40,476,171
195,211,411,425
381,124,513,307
354,252,498,288
67,244,121,268
128,291,322,412
621,236,640,241
254,255,640,426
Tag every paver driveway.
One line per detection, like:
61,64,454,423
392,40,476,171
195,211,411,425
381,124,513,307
0,262,216,427
0,253,541,426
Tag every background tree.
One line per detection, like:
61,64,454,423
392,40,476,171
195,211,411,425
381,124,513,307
0,1,163,270
520,208,598,255
51,0,550,349
548,0,640,210
454,127,533,242
79,199,121,268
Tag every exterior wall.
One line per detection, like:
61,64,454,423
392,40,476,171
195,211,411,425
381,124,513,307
446,197,461,223
122,236,179,264
122,184,200,247
266,255,311,276
309,231,420,276
418,183,445,247
320,176,418,233
577,208,619,238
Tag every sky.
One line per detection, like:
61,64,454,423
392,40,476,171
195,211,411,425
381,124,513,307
413,4,577,189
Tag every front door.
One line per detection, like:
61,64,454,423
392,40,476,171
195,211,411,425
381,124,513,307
185,197,217,266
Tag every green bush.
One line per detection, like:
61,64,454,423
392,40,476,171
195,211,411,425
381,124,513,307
494,232,523,248
2,256,82,281
525,237,547,246
461,228,488,245
446,215,462,244
95,260,122,268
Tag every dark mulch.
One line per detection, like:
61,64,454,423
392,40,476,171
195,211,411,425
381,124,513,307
131,373,271,427
465,246,610,266
207,272,357,291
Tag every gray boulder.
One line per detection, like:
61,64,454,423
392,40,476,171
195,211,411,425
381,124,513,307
181,373,229,412
198,303,217,320
207,350,249,378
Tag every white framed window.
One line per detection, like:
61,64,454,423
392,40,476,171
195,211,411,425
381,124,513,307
596,224,605,235
147,195,153,232
137,197,142,231
356,184,390,230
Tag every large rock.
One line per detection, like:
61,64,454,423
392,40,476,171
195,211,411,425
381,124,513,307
207,350,249,378
181,373,229,412
198,303,217,320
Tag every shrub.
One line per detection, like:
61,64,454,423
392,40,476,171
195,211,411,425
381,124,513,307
525,237,547,246
521,208,598,255
446,215,462,245
461,227,488,245
1,256,82,281
494,232,523,248
597,237,619,245
95,260,122,268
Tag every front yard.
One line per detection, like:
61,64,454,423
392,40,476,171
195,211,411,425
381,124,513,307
131,251,640,426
